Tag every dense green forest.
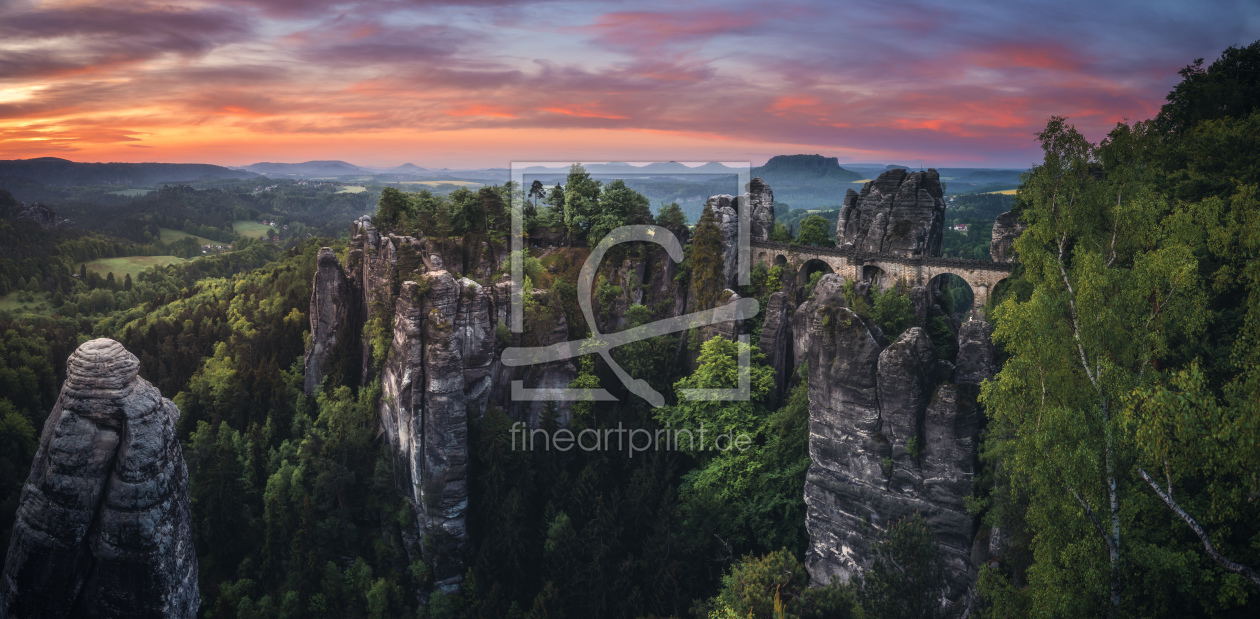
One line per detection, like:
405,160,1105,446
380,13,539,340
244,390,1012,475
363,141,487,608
1,41,1258,619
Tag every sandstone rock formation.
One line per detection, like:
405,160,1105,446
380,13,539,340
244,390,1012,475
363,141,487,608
304,247,356,394
704,194,741,290
748,177,775,243
758,291,792,401
989,210,1026,263
705,178,777,288
15,202,73,230
835,169,946,257
801,274,988,605
954,319,996,386
0,339,198,619
378,275,473,593
310,217,579,593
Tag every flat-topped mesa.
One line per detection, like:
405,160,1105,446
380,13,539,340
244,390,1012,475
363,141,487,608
836,169,946,257
1,339,199,619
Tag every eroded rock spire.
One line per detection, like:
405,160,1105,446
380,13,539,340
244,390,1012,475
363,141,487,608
0,339,199,619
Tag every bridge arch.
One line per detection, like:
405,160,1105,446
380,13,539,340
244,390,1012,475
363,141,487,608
861,264,887,288
928,273,974,321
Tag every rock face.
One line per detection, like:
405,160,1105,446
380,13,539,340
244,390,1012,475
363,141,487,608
748,177,775,243
704,194,741,290
310,218,579,594
15,202,73,230
304,247,357,394
758,291,792,401
835,169,946,257
378,276,473,593
0,339,198,619
705,178,777,288
801,275,988,604
954,320,996,386
989,210,1026,263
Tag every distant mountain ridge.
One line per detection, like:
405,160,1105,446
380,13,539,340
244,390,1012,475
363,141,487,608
241,160,369,177
753,154,863,182
750,154,863,209
0,157,257,186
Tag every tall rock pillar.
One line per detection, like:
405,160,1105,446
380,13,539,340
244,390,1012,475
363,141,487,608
1,339,199,619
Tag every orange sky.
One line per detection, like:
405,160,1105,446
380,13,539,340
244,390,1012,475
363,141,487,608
1,0,1255,168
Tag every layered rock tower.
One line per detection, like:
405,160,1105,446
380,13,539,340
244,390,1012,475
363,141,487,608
0,339,198,619
836,169,947,257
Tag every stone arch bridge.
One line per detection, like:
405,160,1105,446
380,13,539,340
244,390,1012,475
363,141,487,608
752,240,1013,311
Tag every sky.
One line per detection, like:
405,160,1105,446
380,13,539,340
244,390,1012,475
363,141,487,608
0,0,1256,169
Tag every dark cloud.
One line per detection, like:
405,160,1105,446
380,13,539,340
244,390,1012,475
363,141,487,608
0,5,251,78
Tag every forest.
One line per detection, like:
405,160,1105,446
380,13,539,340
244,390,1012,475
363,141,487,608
0,41,1258,619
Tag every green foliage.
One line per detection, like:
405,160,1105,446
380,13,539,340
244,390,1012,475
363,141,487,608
707,548,856,619
925,317,956,360
503,249,544,283
688,203,728,322
1154,40,1260,135
871,285,914,339
853,513,949,619
657,337,775,445
979,77,1260,614
594,274,623,318
562,164,601,242
374,187,409,230
0,398,36,558
589,178,653,246
656,201,689,237
567,355,601,427
770,221,793,243
794,214,834,247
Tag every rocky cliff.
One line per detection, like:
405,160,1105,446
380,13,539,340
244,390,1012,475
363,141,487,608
835,169,946,257
799,275,994,606
14,202,74,230
0,339,198,619
704,177,778,289
305,217,575,593
989,210,1026,263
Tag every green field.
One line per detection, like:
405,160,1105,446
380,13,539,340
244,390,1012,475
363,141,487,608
79,256,187,280
159,227,221,245
337,185,367,193
0,291,52,316
233,220,274,238
108,188,152,197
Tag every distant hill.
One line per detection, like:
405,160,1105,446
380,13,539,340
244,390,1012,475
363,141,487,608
751,154,862,209
0,157,257,186
241,160,370,177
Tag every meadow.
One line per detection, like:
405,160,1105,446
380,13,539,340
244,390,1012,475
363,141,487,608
159,227,221,245
79,255,188,280
336,185,367,193
233,220,274,238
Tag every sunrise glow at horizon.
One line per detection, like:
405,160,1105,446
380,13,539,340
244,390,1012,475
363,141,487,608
1,0,1256,169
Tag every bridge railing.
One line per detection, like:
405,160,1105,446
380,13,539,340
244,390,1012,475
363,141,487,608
750,240,1013,272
